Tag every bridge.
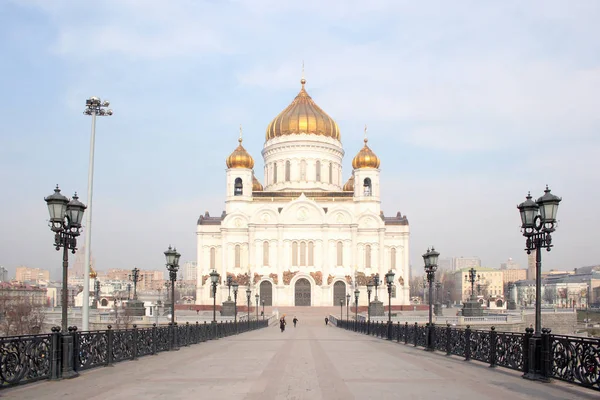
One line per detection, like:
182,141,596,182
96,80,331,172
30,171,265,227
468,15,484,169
1,308,598,399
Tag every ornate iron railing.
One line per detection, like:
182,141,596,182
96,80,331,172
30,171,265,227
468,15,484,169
0,319,269,388
330,316,600,392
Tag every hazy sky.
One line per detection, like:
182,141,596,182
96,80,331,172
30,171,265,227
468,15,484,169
1,0,599,280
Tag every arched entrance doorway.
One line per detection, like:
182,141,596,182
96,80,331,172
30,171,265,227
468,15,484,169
333,281,346,306
295,278,311,306
260,281,272,306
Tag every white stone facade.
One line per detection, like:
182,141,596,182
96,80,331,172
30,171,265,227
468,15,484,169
195,84,410,307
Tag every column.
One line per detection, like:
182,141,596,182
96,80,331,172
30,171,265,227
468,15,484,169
351,225,358,276
277,225,283,285
322,224,329,280
248,225,255,277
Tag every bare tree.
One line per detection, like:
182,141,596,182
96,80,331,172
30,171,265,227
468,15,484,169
0,296,46,336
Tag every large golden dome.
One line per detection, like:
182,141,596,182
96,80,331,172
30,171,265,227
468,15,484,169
266,78,340,141
226,137,254,169
352,138,380,169
252,174,263,191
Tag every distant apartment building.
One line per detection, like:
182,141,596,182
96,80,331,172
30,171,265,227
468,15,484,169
437,257,454,272
500,258,519,270
453,267,504,302
182,261,198,281
0,282,48,306
502,269,527,286
0,266,8,282
15,266,50,284
454,257,481,271
104,268,164,291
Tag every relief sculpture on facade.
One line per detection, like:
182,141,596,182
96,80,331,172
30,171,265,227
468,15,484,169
202,275,209,285
269,273,278,285
253,273,261,285
283,270,298,285
310,271,322,285
398,276,404,286
327,274,334,285
355,272,367,286
235,273,250,286
345,275,353,284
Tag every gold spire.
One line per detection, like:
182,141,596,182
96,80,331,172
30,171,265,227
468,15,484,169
352,128,380,169
265,77,340,141
90,265,97,279
226,128,254,169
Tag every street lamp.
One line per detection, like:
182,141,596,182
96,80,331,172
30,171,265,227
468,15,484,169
346,293,350,323
210,270,220,323
339,299,343,324
127,283,131,300
354,288,360,332
262,300,265,320
225,275,233,301
373,274,380,301
164,246,181,325
366,282,373,334
385,270,395,339
255,294,259,321
232,282,239,332
82,96,113,331
517,186,561,336
246,288,251,330
45,186,86,332
423,247,439,351
434,281,442,316
129,267,140,300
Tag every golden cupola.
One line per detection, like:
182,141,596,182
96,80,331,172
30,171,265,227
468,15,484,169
226,137,254,169
90,265,97,279
352,138,381,169
252,174,263,191
266,78,340,141
343,174,354,191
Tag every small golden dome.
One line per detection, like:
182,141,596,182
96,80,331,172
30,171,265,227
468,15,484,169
352,138,380,169
266,79,340,141
252,174,263,191
226,137,254,169
90,266,97,279
343,174,354,191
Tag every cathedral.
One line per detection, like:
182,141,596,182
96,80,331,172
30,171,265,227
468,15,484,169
196,77,410,307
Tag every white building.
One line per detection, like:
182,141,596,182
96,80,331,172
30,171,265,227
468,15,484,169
196,78,410,307
454,257,481,270
182,261,198,282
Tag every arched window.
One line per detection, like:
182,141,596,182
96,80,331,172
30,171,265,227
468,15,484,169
316,160,321,182
235,245,241,268
363,178,372,196
285,160,291,181
292,242,298,266
101,299,108,307
390,248,396,269
336,241,343,266
328,163,333,183
300,160,306,180
308,242,314,266
234,178,243,196
273,163,278,183
210,248,216,269
300,242,306,266
365,245,372,268
263,241,269,266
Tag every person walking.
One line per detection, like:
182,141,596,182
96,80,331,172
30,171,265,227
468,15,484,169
293,316,298,327
325,317,329,325
280,316,287,332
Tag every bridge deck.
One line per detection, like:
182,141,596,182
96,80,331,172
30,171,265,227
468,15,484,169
3,309,595,400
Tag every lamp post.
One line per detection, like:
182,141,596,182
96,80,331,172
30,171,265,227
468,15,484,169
127,283,131,300
517,186,561,336
354,289,360,332
246,288,251,330
423,247,439,351
129,268,140,300
385,270,395,340
225,275,233,301
232,282,239,332
94,279,101,309
346,293,350,323
82,97,112,332
45,186,86,333
373,274,380,301
164,246,181,325
434,281,442,316
366,283,373,334
464,268,479,299
262,300,265,320
339,299,343,324
210,270,220,323
255,294,259,321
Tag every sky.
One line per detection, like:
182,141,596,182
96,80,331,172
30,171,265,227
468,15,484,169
1,0,599,281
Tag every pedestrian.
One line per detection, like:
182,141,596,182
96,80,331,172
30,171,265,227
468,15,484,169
325,317,329,325
280,315,287,332
293,316,298,327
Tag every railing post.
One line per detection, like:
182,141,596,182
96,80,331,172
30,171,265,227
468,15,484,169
414,323,418,347
522,327,533,375
185,322,190,346
173,322,180,350
107,325,114,366
152,324,157,355
50,326,61,380
396,322,400,342
464,325,471,361
489,326,496,367
446,324,451,355
404,322,408,344
132,325,138,360
540,328,552,380
57,326,79,379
